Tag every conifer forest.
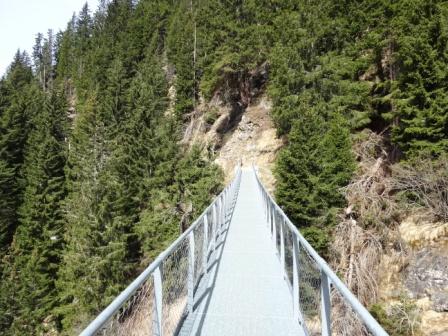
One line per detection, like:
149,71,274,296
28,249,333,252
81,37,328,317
0,0,447,335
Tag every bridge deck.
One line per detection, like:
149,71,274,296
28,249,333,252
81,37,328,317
180,169,303,336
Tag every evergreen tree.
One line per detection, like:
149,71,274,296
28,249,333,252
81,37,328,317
318,113,355,211
0,51,37,269
275,111,326,227
54,15,76,81
166,0,196,115
390,1,448,158
275,110,354,255
32,30,55,91
3,91,67,335
56,91,110,331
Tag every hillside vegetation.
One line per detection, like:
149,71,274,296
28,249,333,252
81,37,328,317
0,0,447,335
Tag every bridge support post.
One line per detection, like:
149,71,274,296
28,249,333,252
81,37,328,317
219,192,224,234
272,208,277,251
214,201,221,245
226,187,230,222
292,237,300,323
203,215,208,274
152,266,163,336
264,195,268,226
188,232,195,313
280,218,285,270
215,197,221,242
321,271,332,336
267,203,271,231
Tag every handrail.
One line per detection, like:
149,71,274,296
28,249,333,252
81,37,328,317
252,165,388,336
80,165,242,336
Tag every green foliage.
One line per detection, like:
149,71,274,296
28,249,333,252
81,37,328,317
390,2,448,158
301,227,330,256
4,91,67,334
136,145,222,264
274,111,355,255
0,52,37,272
370,297,421,336
275,111,326,226
166,0,196,115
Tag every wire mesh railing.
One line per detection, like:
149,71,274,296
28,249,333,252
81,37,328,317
80,165,242,336
253,166,388,336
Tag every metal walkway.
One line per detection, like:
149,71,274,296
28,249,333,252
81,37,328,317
80,165,388,336
180,169,303,335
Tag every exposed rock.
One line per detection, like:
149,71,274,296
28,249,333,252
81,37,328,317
214,96,283,192
432,291,448,312
420,309,448,336
405,246,448,301
378,215,448,336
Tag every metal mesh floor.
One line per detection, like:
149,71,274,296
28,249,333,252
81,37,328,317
179,169,304,336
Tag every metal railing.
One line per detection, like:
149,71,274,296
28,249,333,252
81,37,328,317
80,165,242,336
252,166,388,336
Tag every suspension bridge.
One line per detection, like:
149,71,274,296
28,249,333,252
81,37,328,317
80,166,388,336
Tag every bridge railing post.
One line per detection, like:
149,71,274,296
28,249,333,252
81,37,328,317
216,195,221,242
321,271,332,336
266,196,270,229
272,208,277,251
152,266,163,336
220,191,225,232
203,215,208,275
292,236,300,323
267,203,271,232
225,186,230,223
212,201,217,248
188,232,195,313
264,193,268,224
280,218,285,270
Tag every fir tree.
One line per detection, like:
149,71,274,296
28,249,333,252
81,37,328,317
275,110,326,227
274,110,354,255
0,52,37,268
4,91,67,335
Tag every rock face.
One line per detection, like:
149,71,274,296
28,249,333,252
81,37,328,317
433,292,448,313
400,217,448,316
378,215,448,336
405,246,448,312
214,96,282,192
182,93,283,192
405,247,448,316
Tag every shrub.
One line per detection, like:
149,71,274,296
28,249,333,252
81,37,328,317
370,296,421,336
